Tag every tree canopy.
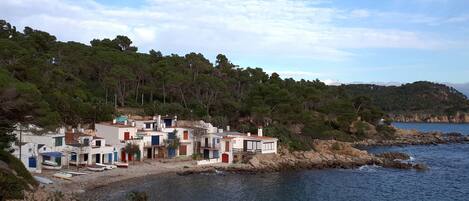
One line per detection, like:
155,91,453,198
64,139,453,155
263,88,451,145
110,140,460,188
1,20,467,150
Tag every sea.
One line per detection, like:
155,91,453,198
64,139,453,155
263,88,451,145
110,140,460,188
89,123,469,201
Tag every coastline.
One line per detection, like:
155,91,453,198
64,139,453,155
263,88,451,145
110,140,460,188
29,129,468,201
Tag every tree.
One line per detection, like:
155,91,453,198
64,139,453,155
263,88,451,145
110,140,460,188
125,143,140,163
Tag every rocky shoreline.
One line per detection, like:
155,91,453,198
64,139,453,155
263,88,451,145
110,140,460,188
178,140,429,176
180,130,468,176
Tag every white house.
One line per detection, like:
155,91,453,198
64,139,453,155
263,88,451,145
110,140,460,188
65,131,116,166
12,125,69,172
11,142,42,173
198,127,278,164
95,118,143,162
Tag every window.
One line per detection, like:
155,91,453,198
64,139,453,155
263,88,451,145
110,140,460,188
225,141,230,152
145,123,151,129
83,138,90,146
95,140,101,147
263,142,274,150
124,132,130,140
183,131,189,140
54,137,63,146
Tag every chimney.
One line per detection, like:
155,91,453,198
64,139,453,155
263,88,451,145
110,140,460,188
112,119,117,124
153,116,157,120
131,121,136,127
258,127,263,137
247,132,251,137
124,120,128,125
226,125,230,132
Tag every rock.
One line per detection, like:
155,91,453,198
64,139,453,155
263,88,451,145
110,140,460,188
413,163,428,171
375,152,410,160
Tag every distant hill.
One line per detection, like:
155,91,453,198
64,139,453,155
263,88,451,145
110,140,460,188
447,83,469,98
340,81,469,115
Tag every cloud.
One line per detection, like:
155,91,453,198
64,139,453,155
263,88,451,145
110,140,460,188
1,0,453,63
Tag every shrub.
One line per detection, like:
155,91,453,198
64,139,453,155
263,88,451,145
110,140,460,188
0,150,38,200
126,191,148,201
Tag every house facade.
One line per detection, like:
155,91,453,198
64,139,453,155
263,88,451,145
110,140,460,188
11,125,69,172
65,131,116,166
95,119,143,162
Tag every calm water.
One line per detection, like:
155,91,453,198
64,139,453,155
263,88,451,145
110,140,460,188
393,122,469,135
90,123,469,201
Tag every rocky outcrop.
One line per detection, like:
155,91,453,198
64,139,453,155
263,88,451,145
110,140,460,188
392,112,469,123
176,140,427,175
354,128,469,146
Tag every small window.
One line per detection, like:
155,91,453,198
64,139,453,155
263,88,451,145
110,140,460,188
95,140,101,147
83,138,90,146
145,123,151,129
55,137,63,146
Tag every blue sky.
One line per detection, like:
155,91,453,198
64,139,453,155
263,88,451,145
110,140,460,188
2,0,469,85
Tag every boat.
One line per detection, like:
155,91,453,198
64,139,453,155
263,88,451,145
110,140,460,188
53,172,72,180
115,162,129,168
96,163,117,170
87,165,106,172
42,165,61,170
34,176,54,184
42,160,58,166
65,171,88,175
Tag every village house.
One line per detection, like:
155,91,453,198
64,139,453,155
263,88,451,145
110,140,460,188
65,129,116,166
134,115,194,159
11,125,69,173
196,123,278,164
95,117,143,162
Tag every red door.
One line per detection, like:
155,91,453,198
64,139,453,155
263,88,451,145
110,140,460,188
179,145,187,156
124,132,130,140
222,154,229,163
121,150,126,162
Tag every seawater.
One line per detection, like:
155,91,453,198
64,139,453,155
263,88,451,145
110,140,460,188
89,123,469,201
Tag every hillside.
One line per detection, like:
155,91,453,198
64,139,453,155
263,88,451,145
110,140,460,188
339,82,469,116
1,20,467,151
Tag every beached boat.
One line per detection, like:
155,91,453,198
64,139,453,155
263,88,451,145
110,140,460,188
42,160,58,166
53,172,72,180
96,163,117,170
34,176,54,184
115,162,129,168
65,171,88,175
87,165,106,172
42,165,61,170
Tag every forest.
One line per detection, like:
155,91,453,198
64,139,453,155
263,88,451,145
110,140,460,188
1,20,468,150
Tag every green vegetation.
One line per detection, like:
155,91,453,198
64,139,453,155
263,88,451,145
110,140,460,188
126,191,148,201
1,20,468,151
0,150,38,199
340,82,469,115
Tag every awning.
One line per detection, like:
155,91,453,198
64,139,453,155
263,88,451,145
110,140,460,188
41,152,62,157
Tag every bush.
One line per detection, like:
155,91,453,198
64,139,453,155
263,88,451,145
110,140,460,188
0,150,38,200
127,191,148,201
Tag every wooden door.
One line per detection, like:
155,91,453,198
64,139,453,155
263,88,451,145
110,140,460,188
179,145,187,156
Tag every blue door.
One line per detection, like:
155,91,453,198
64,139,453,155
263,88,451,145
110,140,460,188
203,149,210,159
168,148,176,158
28,157,37,168
114,152,118,162
213,150,219,158
151,136,160,145
108,153,112,163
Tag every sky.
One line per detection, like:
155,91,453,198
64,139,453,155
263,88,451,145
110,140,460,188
2,0,469,86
